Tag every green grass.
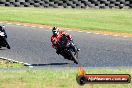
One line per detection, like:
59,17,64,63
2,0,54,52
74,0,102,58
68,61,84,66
0,7,132,88
0,7,132,33
0,59,26,68
0,68,132,88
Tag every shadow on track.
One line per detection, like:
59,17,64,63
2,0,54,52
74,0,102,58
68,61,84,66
0,48,6,50
31,62,69,66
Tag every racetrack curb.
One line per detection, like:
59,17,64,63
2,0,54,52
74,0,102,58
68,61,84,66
0,21,132,38
0,57,33,67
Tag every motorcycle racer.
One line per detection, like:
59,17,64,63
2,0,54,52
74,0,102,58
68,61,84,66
0,25,10,49
0,25,7,38
51,27,80,59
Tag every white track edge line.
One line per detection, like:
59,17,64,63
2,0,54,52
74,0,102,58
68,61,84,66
0,57,33,67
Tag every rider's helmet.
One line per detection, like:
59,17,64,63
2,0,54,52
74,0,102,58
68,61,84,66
52,27,59,35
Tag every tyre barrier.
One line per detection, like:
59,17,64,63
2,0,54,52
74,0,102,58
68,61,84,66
0,0,131,9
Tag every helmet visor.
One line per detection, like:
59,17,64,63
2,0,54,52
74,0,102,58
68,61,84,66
53,30,58,35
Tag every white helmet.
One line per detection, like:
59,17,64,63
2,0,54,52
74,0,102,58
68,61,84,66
52,27,59,35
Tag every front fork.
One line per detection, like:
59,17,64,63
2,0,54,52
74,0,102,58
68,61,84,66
69,41,78,53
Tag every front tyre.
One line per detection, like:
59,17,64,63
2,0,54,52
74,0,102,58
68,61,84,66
6,43,10,49
3,38,11,49
69,50,78,64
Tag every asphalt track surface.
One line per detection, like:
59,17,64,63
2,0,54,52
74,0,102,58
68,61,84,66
0,24,132,67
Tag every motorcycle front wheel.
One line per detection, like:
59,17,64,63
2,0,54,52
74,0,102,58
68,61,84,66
69,50,78,64
3,38,11,49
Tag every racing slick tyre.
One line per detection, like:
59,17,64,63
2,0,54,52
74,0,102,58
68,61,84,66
6,44,10,49
69,50,78,64
3,38,11,49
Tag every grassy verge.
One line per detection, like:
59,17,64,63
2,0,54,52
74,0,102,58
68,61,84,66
0,59,26,68
0,7,132,88
0,68,132,88
0,7,132,33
